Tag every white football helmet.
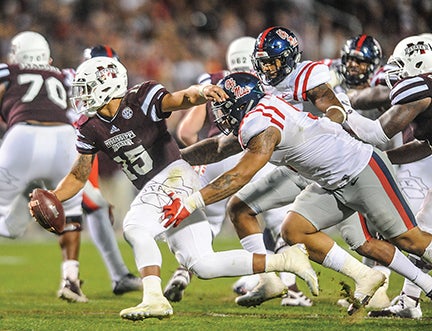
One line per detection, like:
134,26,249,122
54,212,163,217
71,56,128,117
8,31,51,65
385,35,432,87
226,36,255,72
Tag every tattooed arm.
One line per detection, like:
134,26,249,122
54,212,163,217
306,83,347,123
198,127,279,205
348,85,391,110
181,133,242,165
53,153,95,201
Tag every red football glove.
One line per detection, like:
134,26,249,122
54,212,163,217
162,196,191,229
161,191,205,229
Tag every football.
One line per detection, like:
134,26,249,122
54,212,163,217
29,188,65,234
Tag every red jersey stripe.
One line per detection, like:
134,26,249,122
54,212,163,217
358,212,373,241
369,156,415,229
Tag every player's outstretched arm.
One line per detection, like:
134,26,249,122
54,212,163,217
386,139,432,164
161,84,228,112
181,133,241,166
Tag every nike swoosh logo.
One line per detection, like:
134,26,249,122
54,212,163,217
350,177,359,185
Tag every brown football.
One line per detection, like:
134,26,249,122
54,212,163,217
29,188,65,234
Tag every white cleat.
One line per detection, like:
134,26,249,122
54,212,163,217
57,278,88,303
365,276,390,309
368,293,422,319
281,244,319,296
235,272,287,307
120,298,173,321
281,289,313,307
232,274,260,295
347,269,386,315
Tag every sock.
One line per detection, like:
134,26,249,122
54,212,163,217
388,248,432,294
402,278,423,299
87,206,129,283
322,243,374,285
62,260,79,281
322,243,349,272
240,233,267,254
142,275,163,302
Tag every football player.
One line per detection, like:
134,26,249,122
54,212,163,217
40,56,319,320
73,45,143,297
0,31,87,302
344,34,432,319
212,26,354,308
162,72,432,316
165,36,313,307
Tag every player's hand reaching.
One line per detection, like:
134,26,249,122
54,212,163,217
161,191,205,229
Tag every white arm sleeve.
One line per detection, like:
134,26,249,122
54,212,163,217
345,110,390,147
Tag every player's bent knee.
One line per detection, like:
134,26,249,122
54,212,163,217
226,195,256,225
189,255,221,279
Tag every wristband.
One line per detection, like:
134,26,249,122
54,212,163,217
186,191,205,210
325,105,347,123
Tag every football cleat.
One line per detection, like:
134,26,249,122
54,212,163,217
232,274,260,295
163,267,192,302
113,273,142,295
365,274,390,309
235,272,287,307
57,278,88,303
281,244,319,296
120,298,173,321
281,289,313,307
347,269,386,315
368,293,422,319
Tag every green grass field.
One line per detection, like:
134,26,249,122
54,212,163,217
1,231,431,331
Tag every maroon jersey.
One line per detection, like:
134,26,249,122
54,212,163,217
0,63,70,129
390,74,432,142
76,81,181,190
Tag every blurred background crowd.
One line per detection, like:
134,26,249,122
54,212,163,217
1,0,431,89
1,0,431,235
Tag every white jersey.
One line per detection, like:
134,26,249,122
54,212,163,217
238,94,373,190
264,60,331,110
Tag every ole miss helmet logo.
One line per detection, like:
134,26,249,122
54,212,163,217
276,28,298,47
224,77,251,98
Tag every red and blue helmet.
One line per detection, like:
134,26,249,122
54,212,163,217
212,72,265,136
82,45,119,61
252,26,301,86
340,34,382,86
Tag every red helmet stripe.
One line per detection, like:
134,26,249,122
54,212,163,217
355,34,367,51
104,45,113,58
258,27,275,50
